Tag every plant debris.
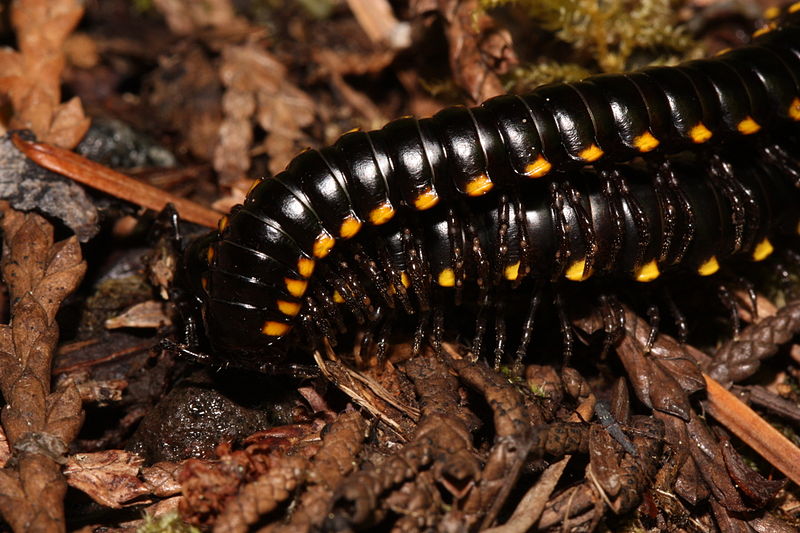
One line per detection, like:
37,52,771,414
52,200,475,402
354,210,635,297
0,0,798,531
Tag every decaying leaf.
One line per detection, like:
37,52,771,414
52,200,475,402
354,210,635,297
0,208,86,533
0,0,90,148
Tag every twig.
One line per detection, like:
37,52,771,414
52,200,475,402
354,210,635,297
703,374,800,487
12,134,222,228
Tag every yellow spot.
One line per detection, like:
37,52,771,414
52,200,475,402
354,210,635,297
344,127,361,134
262,321,291,336
633,131,659,152
753,24,775,37
565,259,592,281
504,261,520,281
277,300,301,316
206,246,215,263
715,47,731,57
217,215,229,232
752,238,774,261
635,260,660,282
792,1,800,13
297,257,315,278
413,188,440,210
438,268,456,287
201,276,208,291
790,98,800,121
313,232,335,258
697,256,720,276
524,155,552,178
340,215,362,239
578,144,604,162
369,202,395,225
465,174,494,196
332,290,345,303
285,278,308,297
689,123,712,143
764,6,780,19
247,178,261,195
400,271,411,288
737,117,761,135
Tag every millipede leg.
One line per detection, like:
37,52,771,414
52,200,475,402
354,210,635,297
602,167,650,271
717,283,741,341
599,294,625,356
493,295,507,370
555,292,573,366
564,181,598,276
412,311,429,357
549,182,570,279
662,290,689,343
515,287,542,363
645,304,660,353
760,142,800,187
471,289,490,358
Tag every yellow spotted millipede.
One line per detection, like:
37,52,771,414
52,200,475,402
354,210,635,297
181,4,800,371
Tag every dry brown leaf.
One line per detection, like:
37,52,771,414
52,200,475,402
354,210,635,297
215,43,316,182
105,300,172,330
64,451,152,509
0,208,86,533
153,0,247,35
0,0,90,148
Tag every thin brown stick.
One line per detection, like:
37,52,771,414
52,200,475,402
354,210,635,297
12,134,222,228
703,373,800,487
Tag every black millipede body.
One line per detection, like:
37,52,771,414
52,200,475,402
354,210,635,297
182,5,800,370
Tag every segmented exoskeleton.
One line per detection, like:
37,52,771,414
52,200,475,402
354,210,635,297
182,5,800,370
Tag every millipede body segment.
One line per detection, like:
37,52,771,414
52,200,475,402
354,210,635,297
183,5,800,369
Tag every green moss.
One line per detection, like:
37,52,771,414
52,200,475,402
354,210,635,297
481,0,699,84
136,512,200,533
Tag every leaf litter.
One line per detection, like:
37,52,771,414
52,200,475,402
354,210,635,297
0,0,798,531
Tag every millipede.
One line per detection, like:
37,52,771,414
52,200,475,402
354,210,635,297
180,4,800,371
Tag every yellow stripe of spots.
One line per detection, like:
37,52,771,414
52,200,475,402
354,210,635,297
764,6,780,19
465,174,494,196
578,144,604,162
697,256,720,276
400,272,411,288
217,215,229,233
689,123,712,143
752,238,774,261
791,1,800,13
524,155,552,178
753,24,775,38
635,260,660,282
504,261,520,281
414,188,440,210
285,278,308,297
790,98,800,121
715,47,732,57
633,131,659,152
737,117,761,135
437,268,455,287
465,174,493,196
313,232,335,258
277,300,301,316
340,215,362,239
262,321,291,336
369,202,395,225
564,259,590,281
332,290,345,304
297,257,315,278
